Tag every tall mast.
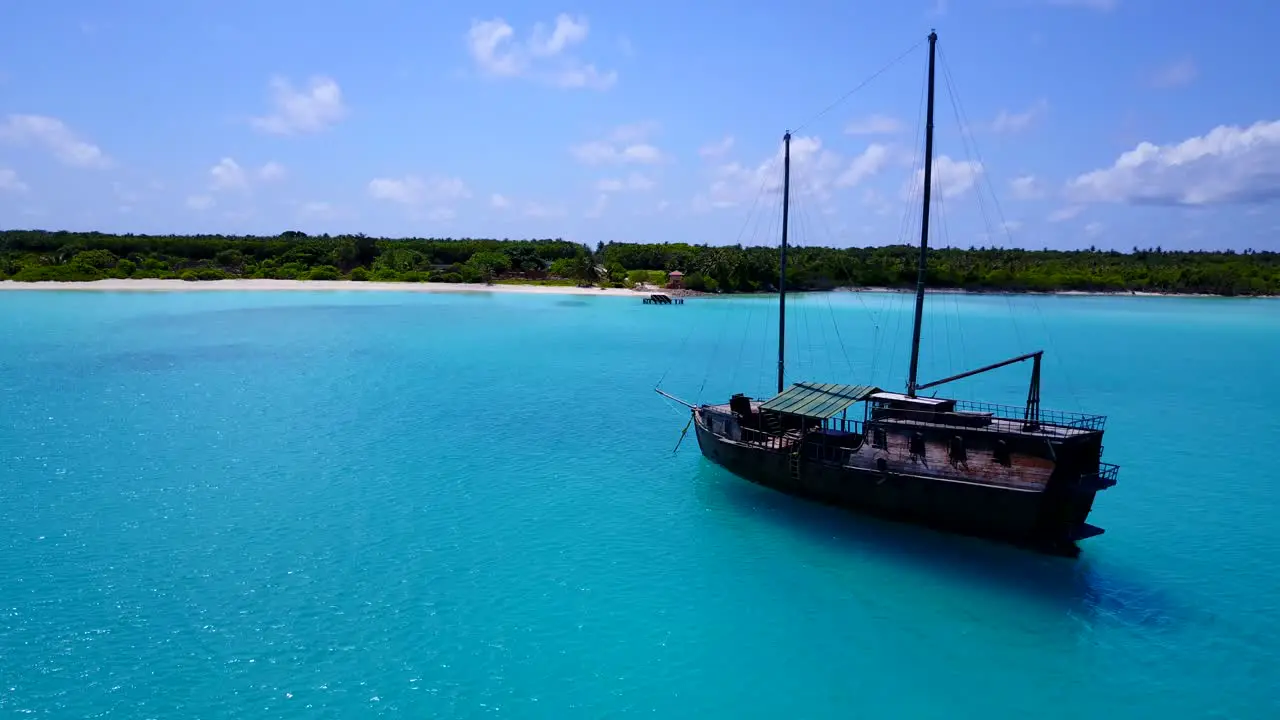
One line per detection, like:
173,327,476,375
906,30,938,398
777,132,792,394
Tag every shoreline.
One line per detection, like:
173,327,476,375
0,278,655,297
0,278,1274,299
832,286,1279,299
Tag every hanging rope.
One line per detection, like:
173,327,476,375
672,412,694,454
792,37,928,134
938,47,1084,410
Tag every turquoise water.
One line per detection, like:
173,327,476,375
1,288,1278,718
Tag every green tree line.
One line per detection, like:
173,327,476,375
598,242,1280,296
1,230,1277,296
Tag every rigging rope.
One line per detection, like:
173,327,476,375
672,413,694,454
791,37,928,134
935,189,964,379
882,59,929,390
656,169,774,397
798,187,858,380
937,49,1025,349
938,47,1084,410
801,217,820,383
793,189,856,382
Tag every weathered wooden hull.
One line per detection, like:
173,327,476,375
693,413,1097,556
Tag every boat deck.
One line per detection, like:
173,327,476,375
701,402,1055,491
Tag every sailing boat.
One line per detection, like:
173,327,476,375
657,31,1119,557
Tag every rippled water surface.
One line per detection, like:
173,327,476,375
2,289,1277,718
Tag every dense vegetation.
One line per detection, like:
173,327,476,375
1,230,1277,296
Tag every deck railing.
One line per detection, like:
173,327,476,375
873,400,1107,432
824,418,864,435
951,400,1107,431
734,419,865,456
1074,461,1120,490
738,426,788,451
1093,462,1120,485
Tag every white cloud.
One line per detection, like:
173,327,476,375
487,193,566,217
258,161,286,181
699,135,734,159
0,114,110,168
597,172,655,193
1048,205,1083,222
0,168,28,192
223,208,256,224
524,201,566,218
298,201,335,218
860,188,894,216
206,158,283,193
838,144,890,187
572,142,662,164
608,121,658,143
989,99,1048,133
527,14,589,56
210,158,248,191
696,136,892,211
186,195,214,211
251,75,347,135
111,181,146,205
1065,119,1280,206
845,114,902,135
1084,221,1103,237
467,14,616,90
550,65,616,90
905,156,983,199
368,175,471,221
571,123,664,165
1151,58,1197,88
468,20,520,75
1010,175,1044,199
585,194,608,218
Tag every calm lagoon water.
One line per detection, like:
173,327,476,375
1,288,1278,718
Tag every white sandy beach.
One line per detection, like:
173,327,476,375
0,278,658,297
838,285,1262,298
0,279,1268,299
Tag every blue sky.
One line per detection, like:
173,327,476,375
1,0,1277,251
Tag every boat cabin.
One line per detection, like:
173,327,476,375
867,391,996,429
716,380,1106,462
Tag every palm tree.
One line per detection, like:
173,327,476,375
573,252,601,287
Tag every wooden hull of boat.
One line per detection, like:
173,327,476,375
693,415,1097,557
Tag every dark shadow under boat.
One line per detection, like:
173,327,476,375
694,462,1183,633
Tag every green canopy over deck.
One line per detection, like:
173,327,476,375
758,382,879,420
